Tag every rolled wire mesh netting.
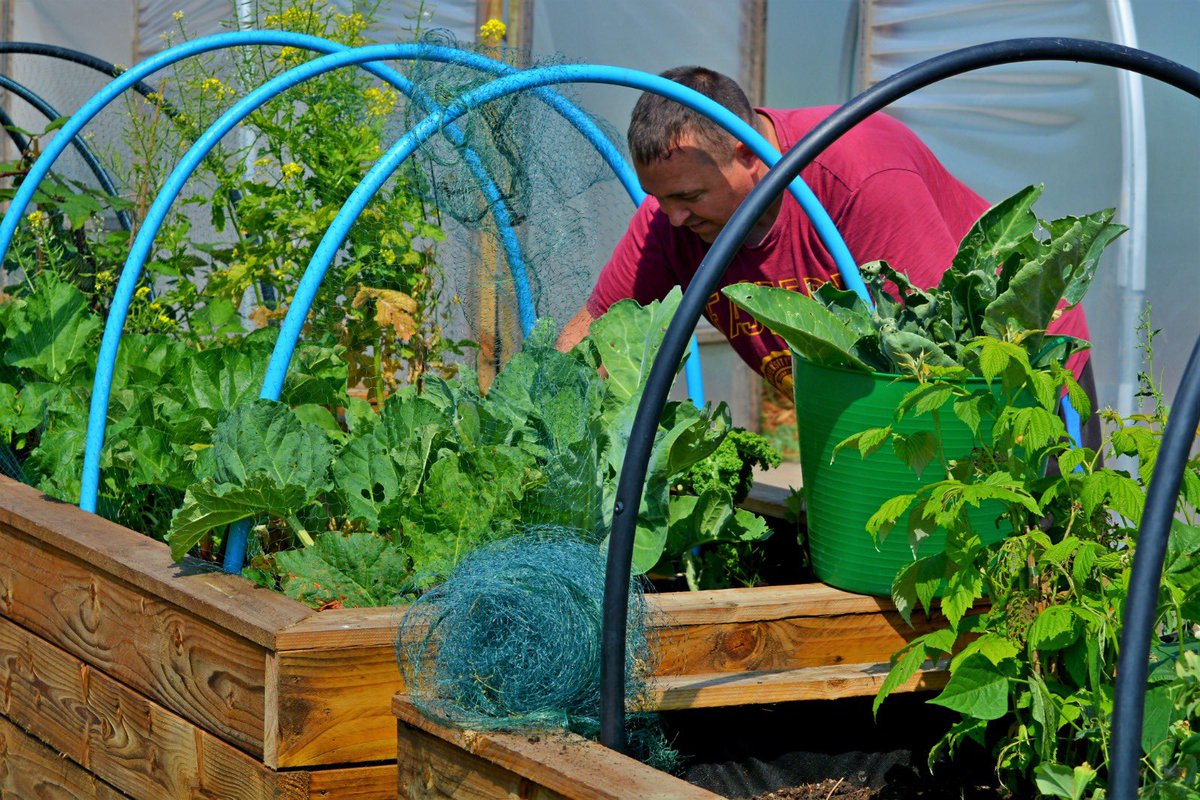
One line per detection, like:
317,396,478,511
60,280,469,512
395,528,678,769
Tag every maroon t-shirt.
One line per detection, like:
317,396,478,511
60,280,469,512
588,107,1089,389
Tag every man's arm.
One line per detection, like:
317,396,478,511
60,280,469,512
555,305,595,352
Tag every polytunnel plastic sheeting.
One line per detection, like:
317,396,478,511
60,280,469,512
856,0,1199,416
528,0,745,271
134,0,479,63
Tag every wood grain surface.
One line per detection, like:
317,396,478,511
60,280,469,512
0,713,131,799
394,695,722,800
0,615,307,799
0,519,269,756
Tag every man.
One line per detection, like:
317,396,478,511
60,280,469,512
556,66,1093,408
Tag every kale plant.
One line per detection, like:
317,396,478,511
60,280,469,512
723,185,1126,376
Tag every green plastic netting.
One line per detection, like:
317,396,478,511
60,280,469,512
395,527,678,769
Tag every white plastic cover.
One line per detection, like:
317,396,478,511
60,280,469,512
855,0,1199,412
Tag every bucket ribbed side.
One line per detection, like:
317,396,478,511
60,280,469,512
794,357,1007,596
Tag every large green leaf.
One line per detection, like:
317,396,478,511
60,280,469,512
590,288,683,406
209,399,333,492
167,474,309,560
167,334,271,441
1045,210,1126,306
948,185,1041,282
333,425,402,530
3,275,101,382
1027,604,1081,651
722,283,871,371
982,210,1120,341
282,341,349,407
277,532,409,607
629,403,727,574
930,652,1010,720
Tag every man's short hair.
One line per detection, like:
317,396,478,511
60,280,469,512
627,66,757,166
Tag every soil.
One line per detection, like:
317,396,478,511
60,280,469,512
754,779,872,799
663,693,1011,800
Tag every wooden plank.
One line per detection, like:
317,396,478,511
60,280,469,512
273,582,952,768
647,583,897,625
646,662,949,711
0,476,310,649
650,607,947,676
0,615,308,800
394,695,721,800
739,481,794,519
0,713,131,800
398,718,567,800
0,520,269,757
276,607,399,651
274,645,404,768
305,763,398,799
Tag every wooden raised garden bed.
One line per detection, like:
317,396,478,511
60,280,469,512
393,693,723,800
0,473,950,798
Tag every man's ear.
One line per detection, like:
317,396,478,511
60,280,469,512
732,140,759,170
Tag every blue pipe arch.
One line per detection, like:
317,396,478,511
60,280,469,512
0,33,862,572
209,61,867,571
31,36,859,567
0,30,639,406
0,29,640,507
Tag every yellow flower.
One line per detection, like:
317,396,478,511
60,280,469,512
479,18,507,44
172,11,185,22
336,11,368,44
25,210,46,226
96,270,114,284
200,77,229,100
158,313,172,325
282,161,304,179
363,86,398,117
276,46,305,66
135,286,151,299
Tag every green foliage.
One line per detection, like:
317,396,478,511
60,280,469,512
677,428,783,504
723,186,1125,377
868,312,1200,797
3,227,769,601
277,531,410,608
0,4,774,612
2,1,462,394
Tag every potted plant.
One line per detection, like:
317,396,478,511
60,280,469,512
723,185,1125,595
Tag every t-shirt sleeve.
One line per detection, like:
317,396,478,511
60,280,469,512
831,168,965,291
586,201,678,318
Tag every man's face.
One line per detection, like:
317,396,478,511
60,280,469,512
635,135,759,243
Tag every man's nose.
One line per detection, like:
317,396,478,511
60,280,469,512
665,204,692,227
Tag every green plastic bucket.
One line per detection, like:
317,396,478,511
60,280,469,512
793,356,1009,596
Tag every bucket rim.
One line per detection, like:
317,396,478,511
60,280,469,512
790,350,997,385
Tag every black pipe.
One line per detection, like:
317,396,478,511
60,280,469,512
0,42,163,100
0,42,249,274
0,103,30,158
600,36,1200,781
1111,338,1200,799
0,74,131,231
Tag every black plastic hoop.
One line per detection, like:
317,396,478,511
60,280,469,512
600,38,1200,800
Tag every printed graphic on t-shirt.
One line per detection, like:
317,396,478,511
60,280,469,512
702,275,844,392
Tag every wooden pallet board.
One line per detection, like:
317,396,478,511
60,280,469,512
648,660,948,710
0,473,949,798
394,694,721,800
0,713,131,800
